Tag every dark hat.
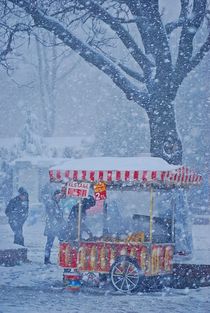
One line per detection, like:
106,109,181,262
18,187,28,196
87,195,96,207
82,195,96,210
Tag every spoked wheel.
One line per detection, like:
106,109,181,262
110,256,143,293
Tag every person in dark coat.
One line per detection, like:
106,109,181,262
44,190,64,265
5,187,29,246
67,195,96,240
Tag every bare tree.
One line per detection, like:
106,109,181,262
0,1,80,136
35,31,58,136
4,0,210,164
0,0,32,70
34,31,81,136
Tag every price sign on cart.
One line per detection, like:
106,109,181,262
66,182,90,198
94,182,107,200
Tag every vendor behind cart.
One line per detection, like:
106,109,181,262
66,195,96,240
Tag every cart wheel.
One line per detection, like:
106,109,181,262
110,256,143,293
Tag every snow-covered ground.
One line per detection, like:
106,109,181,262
0,216,210,313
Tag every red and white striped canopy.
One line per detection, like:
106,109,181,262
49,157,202,187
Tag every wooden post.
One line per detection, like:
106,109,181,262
171,192,176,243
103,200,108,236
77,199,82,241
149,186,154,242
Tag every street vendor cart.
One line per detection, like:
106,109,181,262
49,157,202,293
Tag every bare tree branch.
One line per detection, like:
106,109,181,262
125,0,173,89
8,0,149,107
0,29,13,60
106,53,145,83
116,62,145,83
165,18,185,34
187,32,210,72
77,0,153,78
0,19,32,68
165,0,191,34
175,0,207,79
180,0,190,18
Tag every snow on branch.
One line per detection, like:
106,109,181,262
117,62,145,83
107,55,146,83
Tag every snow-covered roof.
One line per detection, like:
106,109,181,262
50,156,179,171
49,156,202,187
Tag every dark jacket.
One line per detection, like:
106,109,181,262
44,197,64,238
5,196,29,226
66,204,89,240
66,196,96,240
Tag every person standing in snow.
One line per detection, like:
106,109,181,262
43,190,64,265
66,195,96,240
5,187,29,246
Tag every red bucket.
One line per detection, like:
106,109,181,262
63,271,81,292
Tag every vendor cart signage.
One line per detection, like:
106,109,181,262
93,182,107,200
66,182,90,198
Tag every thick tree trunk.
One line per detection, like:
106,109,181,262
146,99,193,255
146,99,182,165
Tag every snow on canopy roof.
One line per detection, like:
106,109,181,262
50,157,178,171
49,157,202,187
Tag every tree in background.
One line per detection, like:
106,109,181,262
0,1,32,70
35,30,81,136
0,6,80,137
4,0,210,165
20,109,44,156
0,148,13,204
35,31,57,137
